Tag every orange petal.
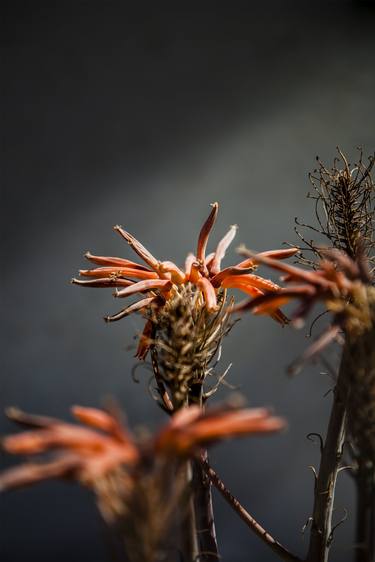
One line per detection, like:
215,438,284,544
210,266,254,288
79,267,159,280
0,457,80,491
185,253,196,279
72,406,118,434
71,277,133,288
114,279,172,298
222,273,281,293
159,261,186,284
197,278,217,311
196,203,219,262
104,296,157,323
84,252,151,271
236,247,299,268
114,226,160,270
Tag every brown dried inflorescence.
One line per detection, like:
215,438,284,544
0,404,285,562
295,148,375,270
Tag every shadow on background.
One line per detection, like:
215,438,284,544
1,2,375,561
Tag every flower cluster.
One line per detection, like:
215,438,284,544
72,203,298,359
0,403,284,494
237,246,373,333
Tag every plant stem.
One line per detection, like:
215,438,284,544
355,460,375,562
306,343,350,562
181,460,200,562
193,453,219,561
201,459,301,562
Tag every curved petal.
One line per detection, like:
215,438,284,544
104,296,157,322
114,225,160,270
209,225,238,275
197,202,219,263
84,252,151,270
222,273,281,293
114,279,172,298
197,277,217,311
79,267,158,280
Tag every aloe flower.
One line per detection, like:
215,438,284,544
0,404,284,491
72,204,298,359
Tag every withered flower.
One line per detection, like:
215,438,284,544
72,203,297,357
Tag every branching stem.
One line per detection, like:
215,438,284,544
201,459,301,562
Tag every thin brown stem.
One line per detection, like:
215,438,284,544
193,453,219,561
201,459,301,562
306,343,350,562
181,460,200,562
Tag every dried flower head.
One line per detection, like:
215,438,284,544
72,204,298,405
0,403,285,561
295,148,375,270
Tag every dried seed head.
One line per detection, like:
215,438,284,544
148,283,234,408
295,148,375,273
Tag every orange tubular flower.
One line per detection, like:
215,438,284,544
235,247,374,370
72,204,298,356
0,403,285,492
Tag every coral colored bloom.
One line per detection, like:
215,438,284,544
72,204,298,357
0,403,285,492
236,247,374,372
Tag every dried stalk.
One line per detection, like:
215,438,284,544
201,460,301,562
193,454,219,561
306,346,349,562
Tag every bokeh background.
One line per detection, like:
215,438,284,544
2,2,375,561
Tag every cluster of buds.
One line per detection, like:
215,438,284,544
72,203,297,406
0,404,284,562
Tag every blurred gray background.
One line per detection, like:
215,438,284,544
1,1,375,561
